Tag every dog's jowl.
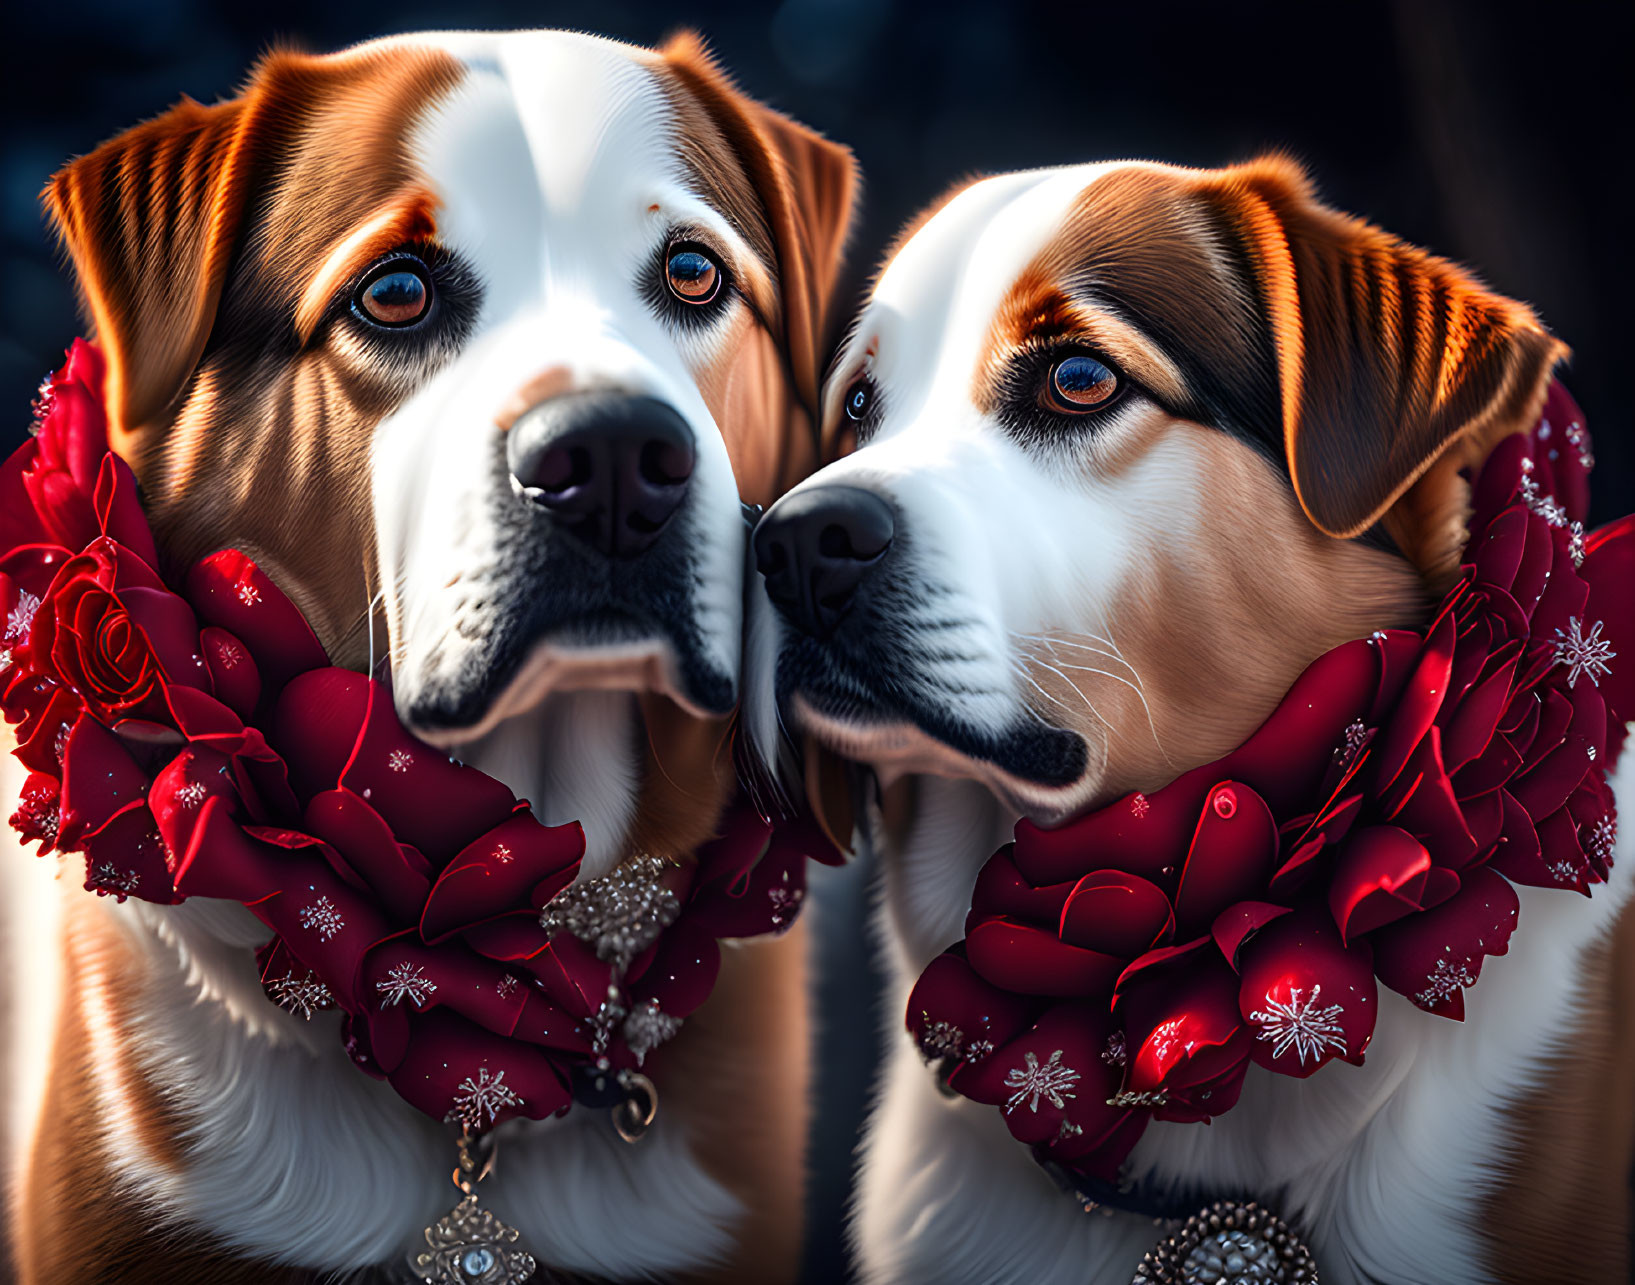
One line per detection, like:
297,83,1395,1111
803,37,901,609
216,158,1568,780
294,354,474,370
1,29,853,1284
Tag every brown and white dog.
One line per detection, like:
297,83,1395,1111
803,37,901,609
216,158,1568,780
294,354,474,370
1,29,854,1284
749,157,1635,1283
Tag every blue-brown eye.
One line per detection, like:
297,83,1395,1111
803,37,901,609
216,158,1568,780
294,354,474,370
843,376,874,422
1046,354,1120,412
355,258,432,327
665,245,722,305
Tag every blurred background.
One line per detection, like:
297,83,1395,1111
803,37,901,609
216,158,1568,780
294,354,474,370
2,1,1628,1279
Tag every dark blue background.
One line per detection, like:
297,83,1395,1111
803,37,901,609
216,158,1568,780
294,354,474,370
3,2,1628,1279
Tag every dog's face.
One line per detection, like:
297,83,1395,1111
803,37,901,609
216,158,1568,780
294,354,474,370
46,31,853,860
755,158,1561,827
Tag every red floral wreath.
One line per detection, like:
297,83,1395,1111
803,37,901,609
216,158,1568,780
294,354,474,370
907,382,1634,1183
2,342,838,1131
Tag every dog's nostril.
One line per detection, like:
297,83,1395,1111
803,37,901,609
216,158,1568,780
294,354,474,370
535,444,590,494
640,438,694,486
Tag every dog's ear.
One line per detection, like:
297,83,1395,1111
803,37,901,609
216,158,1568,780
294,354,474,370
43,93,260,449
1216,156,1567,539
657,32,858,494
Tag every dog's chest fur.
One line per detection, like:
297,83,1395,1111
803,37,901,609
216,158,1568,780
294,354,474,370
856,759,1635,1285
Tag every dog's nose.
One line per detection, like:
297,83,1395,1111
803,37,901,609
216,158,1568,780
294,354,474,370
508,392,696,559
754,485,895,638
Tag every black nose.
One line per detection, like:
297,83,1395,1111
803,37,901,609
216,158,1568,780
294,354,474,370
507,392,696,559
753,485,895,638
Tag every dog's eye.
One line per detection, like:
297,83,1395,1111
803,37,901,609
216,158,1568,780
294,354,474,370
665,245,722,305
355,257,433,327
843,375,875,422
1045,355,1120,413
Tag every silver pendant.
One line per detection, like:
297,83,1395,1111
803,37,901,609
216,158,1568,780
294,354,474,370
409,1191,537,1285
1131,1200,1318,1284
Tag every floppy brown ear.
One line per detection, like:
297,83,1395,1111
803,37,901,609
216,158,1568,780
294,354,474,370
43,94,259,449
1216,156,1567,539
657,32,859,495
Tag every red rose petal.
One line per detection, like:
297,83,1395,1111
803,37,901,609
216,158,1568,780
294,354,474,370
967,917,1124,997
186,550,328,687
1059,870,1174,957
1238,905,1376,1075
1373,866,1519,1018
58,714,150,846
1374,610,1456,792
1173,783,1276,935
421,811,585,943
1328,826,1431,943
906,951,1033,1066
302,789,432,923
1211,901,1291,968
969,844,1077,927
387,1008,569,1127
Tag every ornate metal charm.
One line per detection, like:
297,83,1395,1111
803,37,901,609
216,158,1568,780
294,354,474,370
410,1133,538,1285
1131,1200,1318,1284
410,1192,536,1284
539,854,679,970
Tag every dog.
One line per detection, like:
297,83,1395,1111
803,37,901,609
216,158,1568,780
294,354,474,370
1,29,854,1283
750,156,1635,1283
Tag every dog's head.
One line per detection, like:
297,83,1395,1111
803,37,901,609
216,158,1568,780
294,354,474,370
753,157,1562,828
46,31,853,861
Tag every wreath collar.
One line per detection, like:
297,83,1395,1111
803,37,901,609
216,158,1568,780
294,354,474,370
907,381,1633,1189
1,340,838,1139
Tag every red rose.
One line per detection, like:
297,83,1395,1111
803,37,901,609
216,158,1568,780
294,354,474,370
29,541,168,724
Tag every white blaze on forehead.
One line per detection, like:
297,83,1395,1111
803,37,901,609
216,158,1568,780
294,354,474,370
862,162,1125,426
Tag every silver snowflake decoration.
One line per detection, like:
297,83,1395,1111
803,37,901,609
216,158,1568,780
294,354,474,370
495,973,520,1000
1568,520,1586,568
387,749,413,773
1129,792,1150,819
963,1038,994,1063
1056,1120,1084,1143
1413,957,1476,1010
1554,616,1615,689
1586,815,1617,867
1337,718,1369,764
268,969,335,1020
376,961,438,1008
1250,984,1347,1066
767,881,804,931
299,895,345,941
1107,1087,1168,1109
540,854,680,970
918,1019,965,1062
1004,1048,1080,1114
445,1066,522,1128
587,990,628,1056
216,640,244,670
492,843,512,865
91,861,140,898
1566,420,1594,469
1546,855,1581,885
174,781,209,810
5,589,40,642
623,998,683,1065
1101,1030,1128,1067
236,581,261,607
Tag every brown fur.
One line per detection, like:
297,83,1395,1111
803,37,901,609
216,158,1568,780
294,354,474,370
44,43,466,665
11,895,312,1284
1481,898,1635,1282
654,33,858,500
665,924,813,1285
1017,410,1426,798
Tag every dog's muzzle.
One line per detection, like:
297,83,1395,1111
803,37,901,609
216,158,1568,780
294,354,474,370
508,390,696,560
